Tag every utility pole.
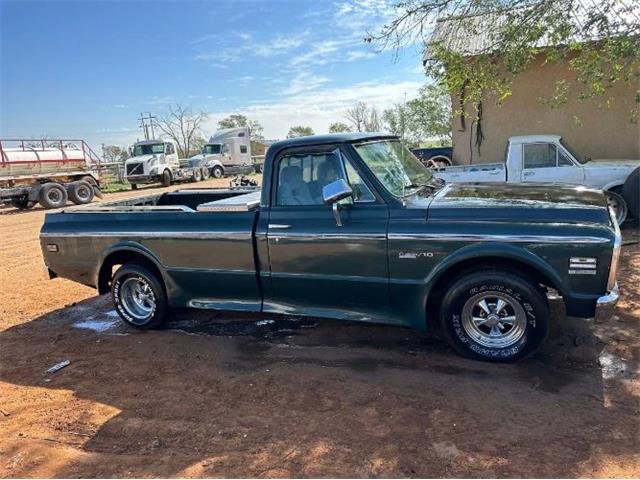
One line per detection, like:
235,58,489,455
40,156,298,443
138,112,157,140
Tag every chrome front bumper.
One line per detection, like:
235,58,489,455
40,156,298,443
595,282,619,321
597,282,620,306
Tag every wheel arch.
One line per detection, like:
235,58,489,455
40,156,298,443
423,244,564,328
97,244,166,295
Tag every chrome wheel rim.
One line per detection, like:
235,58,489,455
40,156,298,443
461,291,527,348
120,276,156,324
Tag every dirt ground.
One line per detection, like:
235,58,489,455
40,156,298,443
0,182,638,478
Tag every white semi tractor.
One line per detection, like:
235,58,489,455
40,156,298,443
124,139,210,190
187,127,254,177
0,139,103,210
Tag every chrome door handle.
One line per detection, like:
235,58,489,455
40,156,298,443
269,224,291,230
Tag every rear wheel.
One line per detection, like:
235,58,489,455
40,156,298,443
162,169,172,187
111,264,168,329
131,183,138,190
211,165,224,178
38,183,68,209
605,190,628,224
193,167,203,182
201,166,211,180
440,270,549,362
67,180,94,205
622,167,639,219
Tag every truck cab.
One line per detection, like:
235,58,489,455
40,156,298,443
125,140,181,188
188,127,253,178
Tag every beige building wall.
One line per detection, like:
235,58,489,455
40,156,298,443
452,55,640,164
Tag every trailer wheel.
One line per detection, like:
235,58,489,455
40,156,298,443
39,183,68,209
193,167,203,182
131,183,138,190
201,166,211,180
68,180,95,205
10,196,35,210
212,165,224,178
162,170,172,187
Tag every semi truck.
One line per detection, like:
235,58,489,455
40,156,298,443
187,127,254,178
124,139,209,190
0,139,103,210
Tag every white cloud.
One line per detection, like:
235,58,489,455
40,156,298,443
203,78,422,139
282,72,330,95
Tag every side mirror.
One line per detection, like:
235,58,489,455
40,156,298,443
322,179,352,227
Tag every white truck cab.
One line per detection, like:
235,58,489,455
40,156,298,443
125,139,182,189
433,134,640,223
188,127,253,178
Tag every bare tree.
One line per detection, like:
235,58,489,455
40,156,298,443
345,101,368,132
156,103,209,158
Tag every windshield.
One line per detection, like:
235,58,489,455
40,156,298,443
203,144,222,155
133,143,164,156
354,140,437,197
560,138,585,164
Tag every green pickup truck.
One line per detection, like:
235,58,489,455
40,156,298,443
40,133,621,361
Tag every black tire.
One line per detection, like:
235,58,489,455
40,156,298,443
440,270,549,362
193,167,203,182
131,183,138,190
201,166,210,180
38,182,68,209
81,175,98,186
10,196,35,210
212,165,224,178
161,169,172,187
111,263,168,329
67,180,95,205
622,167,639,219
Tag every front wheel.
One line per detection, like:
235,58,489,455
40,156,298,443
605,190,628,225
111,264,168,329
440,270,549,362
161,170,172,187
211,165,224,178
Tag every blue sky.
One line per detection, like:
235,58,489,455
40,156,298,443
0,0,427,151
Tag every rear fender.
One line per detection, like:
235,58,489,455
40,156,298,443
96,241,167,293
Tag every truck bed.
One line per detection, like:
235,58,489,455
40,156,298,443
67,187,260,212
433,162,505,183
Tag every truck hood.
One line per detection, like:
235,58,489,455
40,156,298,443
587,158,640,168
427,183,610,224
126,154,158,164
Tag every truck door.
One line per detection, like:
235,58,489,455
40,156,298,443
520,142,584,184
265,147,390,320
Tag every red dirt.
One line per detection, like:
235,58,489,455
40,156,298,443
0,184,638,478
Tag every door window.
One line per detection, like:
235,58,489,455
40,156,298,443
276,151,374,206
523,143,557,169
165,143,175,155
240,145,248,154
558,149,574,166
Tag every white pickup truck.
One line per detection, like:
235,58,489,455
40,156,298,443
433,135,639,223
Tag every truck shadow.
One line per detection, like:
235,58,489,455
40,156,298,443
1,289,638,477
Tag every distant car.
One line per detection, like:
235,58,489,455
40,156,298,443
431,135,639,224
411,146,453,168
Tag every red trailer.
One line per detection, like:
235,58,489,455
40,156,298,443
0,139,103,209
